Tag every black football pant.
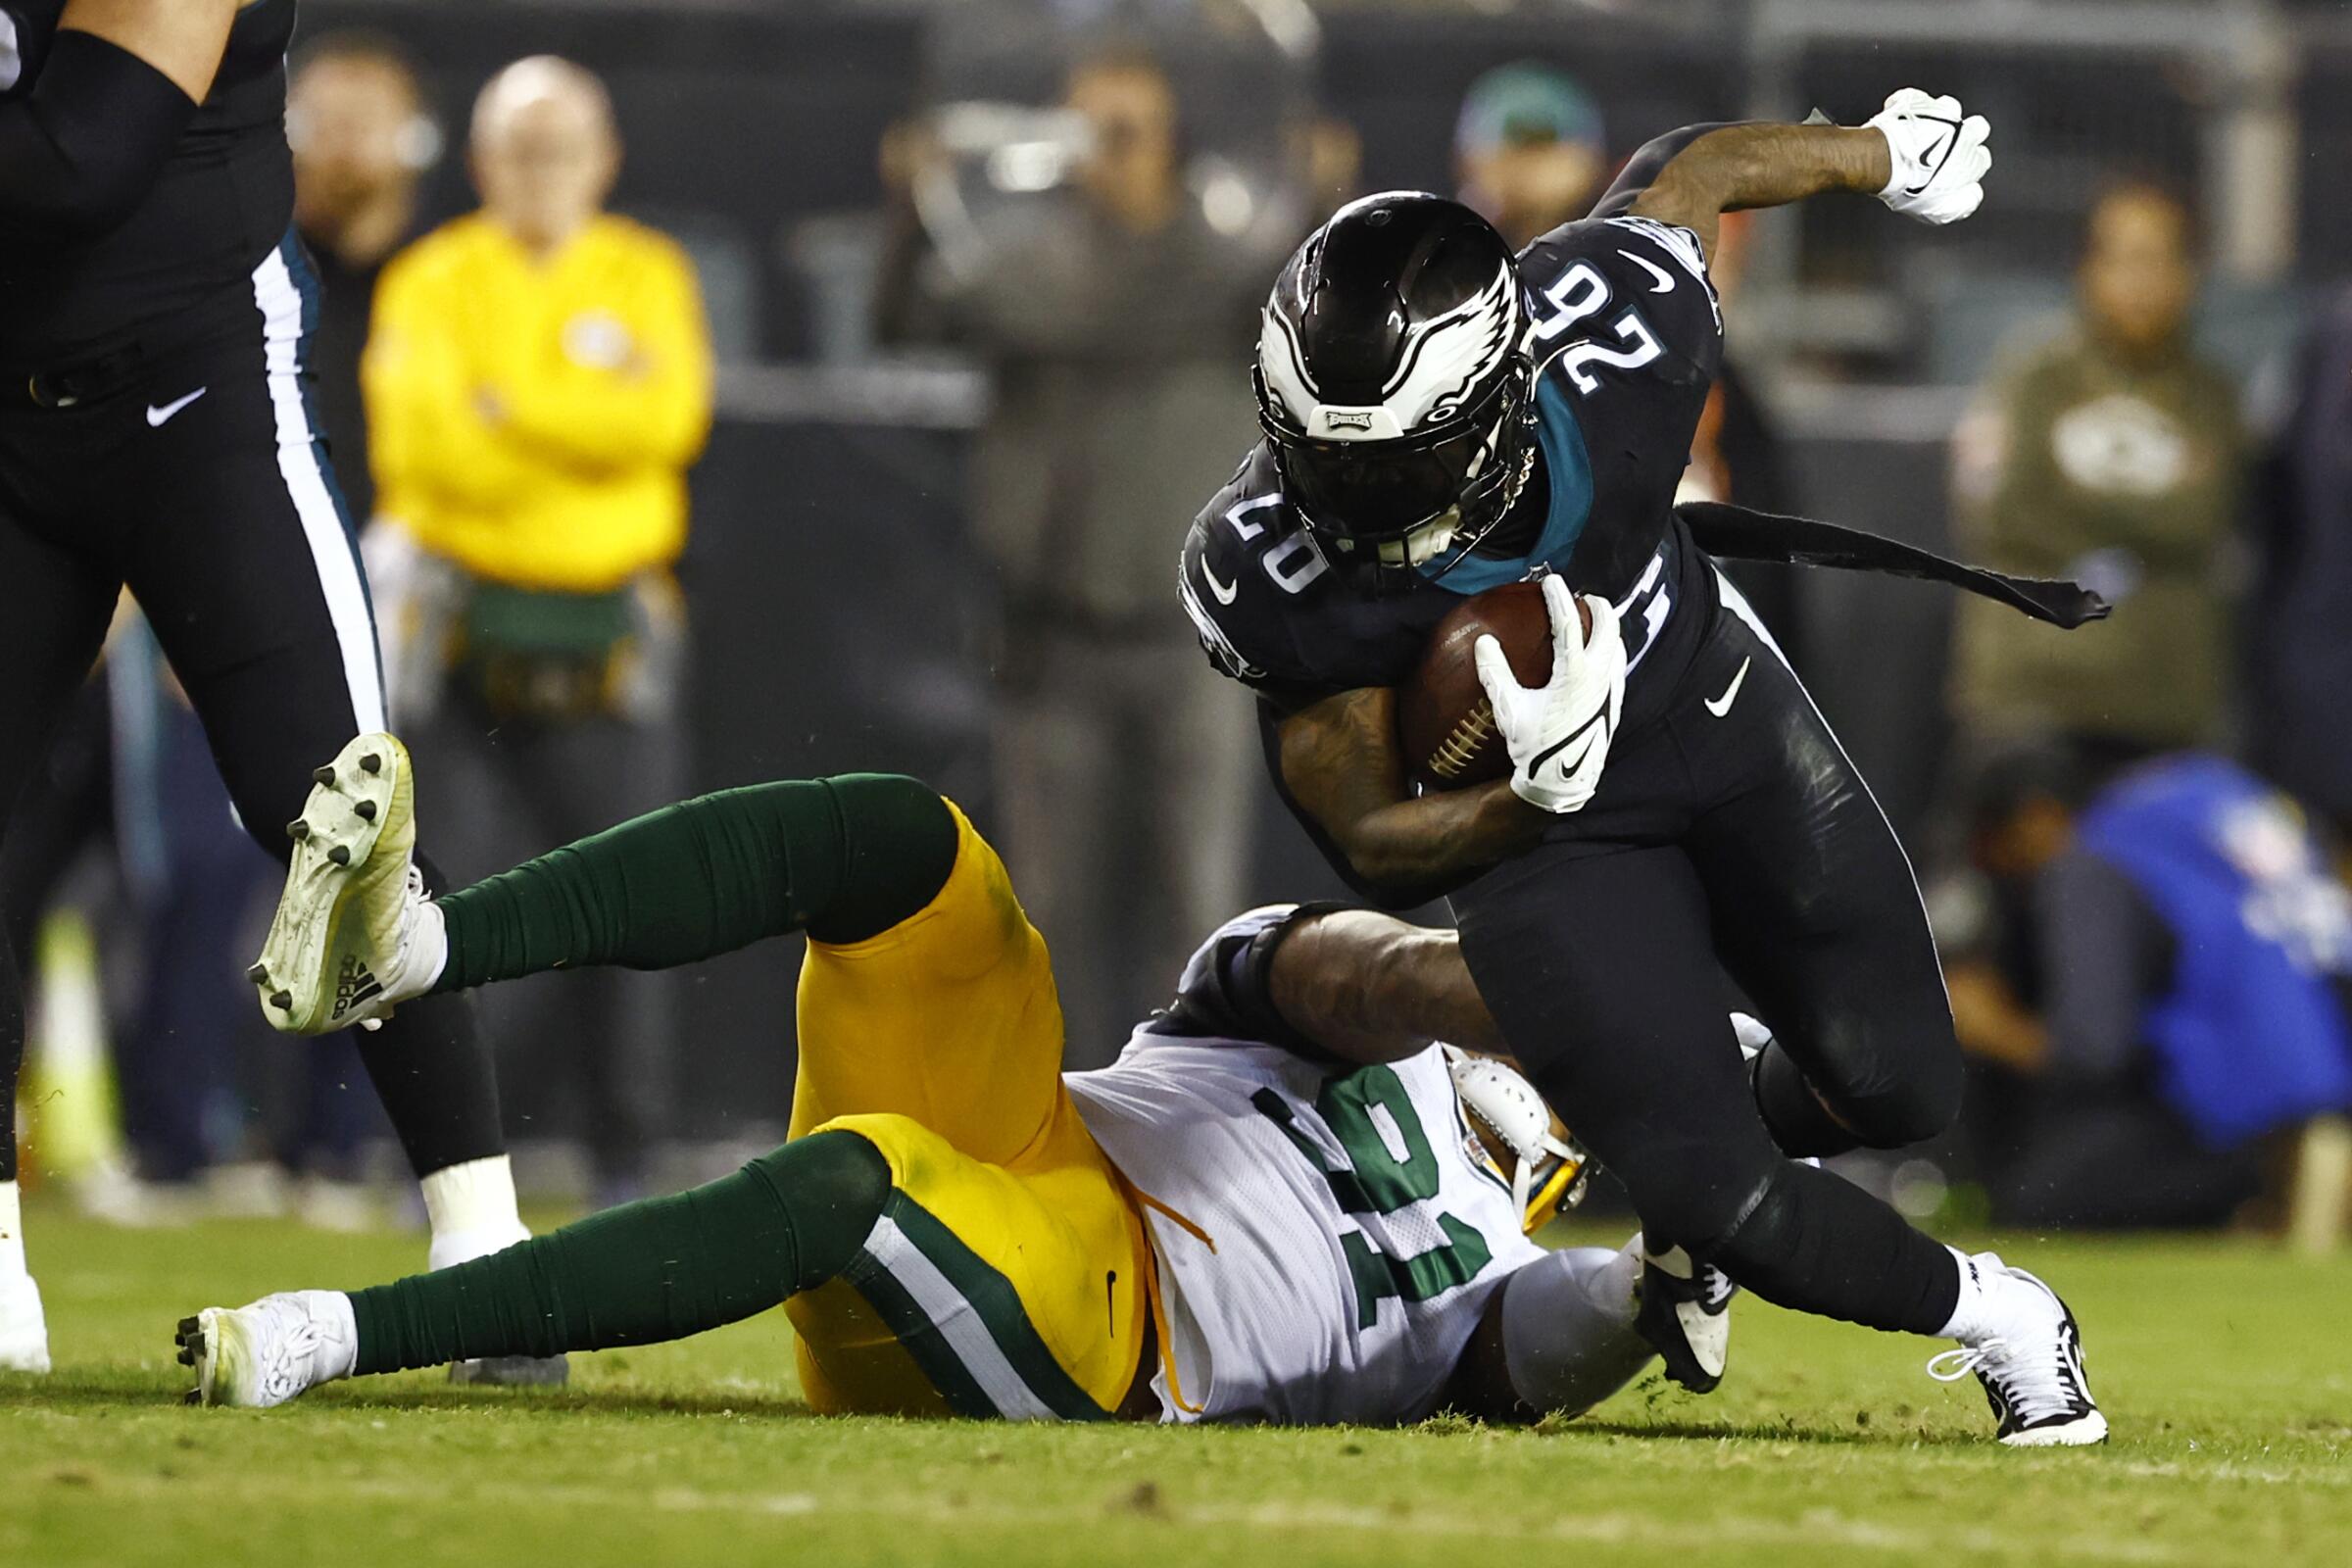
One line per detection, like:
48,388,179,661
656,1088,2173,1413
0,244,504,1185
1453,570,1965,1335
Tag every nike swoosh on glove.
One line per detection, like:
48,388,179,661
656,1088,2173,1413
1473,575,1626,816
1866,87,1992,225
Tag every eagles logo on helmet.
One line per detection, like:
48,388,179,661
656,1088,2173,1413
1252,191,1539,589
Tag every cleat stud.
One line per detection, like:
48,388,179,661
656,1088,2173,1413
354,800,377,821
176,1346,193,1367
313,765,336,786
177,1316,199,1337
360,753,383,774
247,963,269,984
287,819,311,842
327,845,352,866
271,991,293,1010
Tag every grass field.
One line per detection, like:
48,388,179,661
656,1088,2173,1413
4,1206,2347,1568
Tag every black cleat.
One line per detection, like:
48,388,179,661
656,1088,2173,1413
174,1315,203,1367
287,819,311,842
327,845,351,866
359,753,382,774
312,765,336,787
247,963,269,985
270,991,293,1011
354,800,377,821
1633,1242,1737,1394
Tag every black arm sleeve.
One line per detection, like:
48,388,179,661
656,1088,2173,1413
0,30,199,241
1149,900,1354,1059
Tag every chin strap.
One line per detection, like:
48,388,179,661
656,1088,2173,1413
1443,1045,1591,1234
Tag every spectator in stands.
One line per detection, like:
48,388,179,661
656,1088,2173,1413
1939,746,2352,1229
290,33,437,527
366,57,713,1202
2249,288,2352,840
1949,180,2244,777
876,47,1282,1062
1452,63,1607,252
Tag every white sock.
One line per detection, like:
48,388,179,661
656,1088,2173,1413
419,1155,527,1270
0,1181,25,1278
1936,1247,2032,1344
394,899,449,1001
312,1291,361,1382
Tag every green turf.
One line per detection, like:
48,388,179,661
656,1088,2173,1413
3,1206,2346,1568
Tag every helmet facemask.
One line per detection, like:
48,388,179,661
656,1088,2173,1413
1254,353,1538,593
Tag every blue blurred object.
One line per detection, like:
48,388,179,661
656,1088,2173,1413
2076,756,2352,1150
1453,62,1604,158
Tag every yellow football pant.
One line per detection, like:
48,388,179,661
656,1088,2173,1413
784,804,1151,1419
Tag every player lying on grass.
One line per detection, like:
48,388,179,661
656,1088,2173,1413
187,738,1685,1424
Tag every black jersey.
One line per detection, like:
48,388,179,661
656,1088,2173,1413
0,0,298,360
1181,215,1725,718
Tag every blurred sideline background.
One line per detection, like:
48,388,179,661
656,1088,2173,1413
9,0,2352,1246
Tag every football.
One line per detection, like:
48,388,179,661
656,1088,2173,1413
1396,580,1586,790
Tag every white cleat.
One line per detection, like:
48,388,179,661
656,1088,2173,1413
249,734,442,1036
0,1272,51,1374
176,1292,356,1408
1929,1259,2108,1446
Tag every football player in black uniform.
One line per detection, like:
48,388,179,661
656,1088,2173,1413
0,1,543,1380
1182,91,2107,1445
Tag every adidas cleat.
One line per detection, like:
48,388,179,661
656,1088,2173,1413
251,734,442,1036
1632,1237,1737,1393
1929,1260,2108,1446
177,1292,357,1408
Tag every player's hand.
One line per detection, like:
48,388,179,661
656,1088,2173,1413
1865,88,1990,225
1473,576,1625,816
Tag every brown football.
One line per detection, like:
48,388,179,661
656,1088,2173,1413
1397,581,1584,791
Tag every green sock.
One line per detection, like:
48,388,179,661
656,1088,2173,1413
429,773,958,992
347,1131,891,1375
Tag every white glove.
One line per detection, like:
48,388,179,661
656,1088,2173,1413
1473,575,1625,815
1865,88,1990,225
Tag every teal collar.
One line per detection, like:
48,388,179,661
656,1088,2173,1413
1419,377,1594,595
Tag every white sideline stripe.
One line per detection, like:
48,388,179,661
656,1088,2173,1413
252,246,386,734
861,1213,1059,1422
1711,566,1944,1002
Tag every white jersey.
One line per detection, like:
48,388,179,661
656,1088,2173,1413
1066,1027,1544,1426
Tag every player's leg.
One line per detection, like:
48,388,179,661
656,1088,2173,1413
115,251,530,1301
1452,841,2104,1442
0,513,120,1374
178,1127,892,1406
1684,572,1963,1157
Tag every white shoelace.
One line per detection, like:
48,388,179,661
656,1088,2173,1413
1699,1263,1738,1313
254,1302,324,1404
1926,1337,2082,1426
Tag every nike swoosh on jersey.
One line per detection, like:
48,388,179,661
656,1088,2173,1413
1704,656,1752,717
146,388,209,427
1619,249,1678,294
1200,556,1241,606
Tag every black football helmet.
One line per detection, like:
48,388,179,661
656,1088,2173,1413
1252,191,1535,586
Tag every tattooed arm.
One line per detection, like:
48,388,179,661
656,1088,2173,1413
1274,687,1546,900
1615,122,1892,265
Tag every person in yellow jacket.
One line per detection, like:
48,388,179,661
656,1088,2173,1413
362,55,713,1201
